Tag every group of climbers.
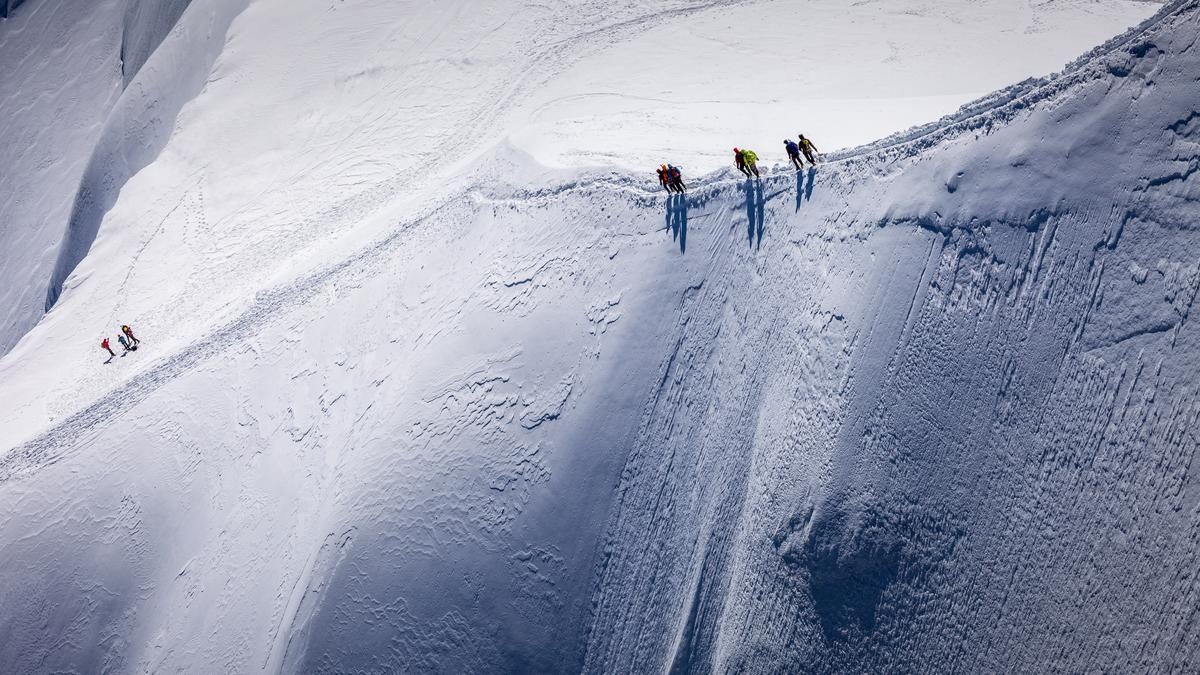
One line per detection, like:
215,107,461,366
100,324,141,361
657,164,687,193
655,132,821,192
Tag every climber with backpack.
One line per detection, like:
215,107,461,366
798,133,820,165
733,148,750,177
657,165,673,192
121,324,140,347
784,138,803,170
740,148,760,178
667,164,686,193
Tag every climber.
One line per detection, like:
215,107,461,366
798,133,820,165
733,148,750,177
118,334,134,353
668,164,686,193
101,337,115,359
741,148,761,178
784,138,803,170
121,324,140,346
657,165,673,192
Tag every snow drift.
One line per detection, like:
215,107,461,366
1,0,1198,672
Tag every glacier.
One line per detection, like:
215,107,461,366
1,0,1198,672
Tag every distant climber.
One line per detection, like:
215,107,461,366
798,133,820,165
657,165,673,192
784,138,803,170
101,338,115,359
118,334,135,353
121,324,140,347
733,148,750,177
740,148,761,178
667,164,686,193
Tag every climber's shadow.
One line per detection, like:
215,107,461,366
796,167,817,211
667,194,688,253
745,179,765,248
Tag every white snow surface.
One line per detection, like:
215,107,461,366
0,0,1158,354
3,0,1199,673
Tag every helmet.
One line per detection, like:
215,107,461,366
733,147,740,153
661,164,667,170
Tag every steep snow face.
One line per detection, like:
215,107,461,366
44,0,246,313
584,2,1200,671
0,0,209,355
0,0,125,354
0,0,1197,674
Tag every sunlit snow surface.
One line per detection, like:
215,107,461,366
0,0,1157,353
512,0,1166,171
3,0,1199,673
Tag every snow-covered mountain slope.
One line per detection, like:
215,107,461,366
584,2,1200,671
0,0,219,355
0,0,1157,357
1,0,1198,673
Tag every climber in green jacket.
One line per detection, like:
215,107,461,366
739,148,760,178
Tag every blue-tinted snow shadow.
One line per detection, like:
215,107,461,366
667,194,688,253
796,167,818,212
744,180,764,249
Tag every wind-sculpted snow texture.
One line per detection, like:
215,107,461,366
585,2,1200,672
0,0,1198,673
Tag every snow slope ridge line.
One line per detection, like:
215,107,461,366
6,0,1189,473
477,0,1192,202
825,0,1198,168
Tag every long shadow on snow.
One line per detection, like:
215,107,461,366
795,167,818,211
744,179,765,248
666,193,688,253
